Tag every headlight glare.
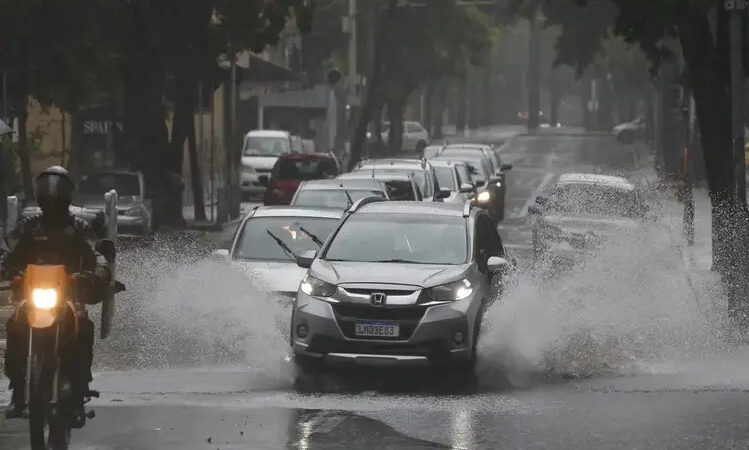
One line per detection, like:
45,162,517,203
300,275,336,297
476,191,491,203
32,288,58,309
423,278,473,302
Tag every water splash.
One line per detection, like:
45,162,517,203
479,195,733,383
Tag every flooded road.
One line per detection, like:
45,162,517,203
2,132,747,449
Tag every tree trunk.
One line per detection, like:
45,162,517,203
424,79,433,136
349,0,398,170
387,99,405,155
432,79,444,140
187,114,206,221
456,76,467,136
678,9,749,296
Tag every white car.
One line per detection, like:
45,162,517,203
380,121,430,153
241,130,293,199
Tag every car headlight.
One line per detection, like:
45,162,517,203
476,191,491,203
299,275,336,297
421,278,473,303
32,288,58,309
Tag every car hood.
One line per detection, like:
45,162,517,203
310,260,470,288
541,213,638,235
232,260,306,294
242,156,279,170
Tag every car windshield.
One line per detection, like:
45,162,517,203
324,214,467,265
274,158,337,180
243,136,291,156
365,168,432,197
234,217,338,262
434,166,456,190
546,183,638,217
78,173,140,197
293,189,384,208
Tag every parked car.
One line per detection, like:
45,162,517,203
337,172,422,201
291,179,390,209
263,153,340,206
290,198,514,373
74,169,153,237
422,144,444,160
428,159,476,204
436,148,506,222
291,135,304,153
612,117,647,144
528,173,647,267
353,158,448,202
241,130,294,199
215,206,344,301
379,121,430,152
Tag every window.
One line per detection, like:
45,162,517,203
455,164,471,186
474,214,503,272
384,180,417,201
406,123,423,133
324,214,468,265
242,136,291,156
234,217,338,261
293,189,384,208
434,166,456,191
273,158,338,180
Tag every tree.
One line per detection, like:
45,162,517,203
350,0,494,162
508,0,749,305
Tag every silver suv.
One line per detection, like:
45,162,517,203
291,198,513,372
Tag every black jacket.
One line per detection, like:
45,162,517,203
1,214,107,303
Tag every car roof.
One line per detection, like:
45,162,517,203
245,129,289,138
556,173,635,191
302,179,385,190
445,143,491,150
339,172,414,182
250,206,344,219
356,201,465,217
428,159,465,167
276,152,334,161
358,158,428,169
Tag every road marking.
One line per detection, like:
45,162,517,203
513,172,555,218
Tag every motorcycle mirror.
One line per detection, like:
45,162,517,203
95,239,116,263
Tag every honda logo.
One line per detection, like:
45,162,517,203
370,292,387,306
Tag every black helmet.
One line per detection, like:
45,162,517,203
36,166,75,209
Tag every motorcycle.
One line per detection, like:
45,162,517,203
6,243,125,450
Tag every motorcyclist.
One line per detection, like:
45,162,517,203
2,166,110,422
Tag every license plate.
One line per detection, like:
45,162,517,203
354,320,399,338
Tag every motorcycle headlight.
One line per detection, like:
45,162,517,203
299,275,336,297
476,191,491,203
32,288,58,309
421,278,473,303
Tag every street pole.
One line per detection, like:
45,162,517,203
230,46,239,219
1,70,7,120
729,0,746,204
528,15,541,131
348,0,357,84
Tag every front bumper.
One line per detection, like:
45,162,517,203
291,291,478,366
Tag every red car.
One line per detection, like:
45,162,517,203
263,153,340,205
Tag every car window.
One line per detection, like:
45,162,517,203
324,214,468,265
486,151,499,172
293,189,384,208
384,180,417,201
434,166,456,190
474,214,503,272
406,123,422,133
455,164,471,185
366,168,432,197
243,136,291,156
546,183,639,217
234,217,339,261
274,158,338,180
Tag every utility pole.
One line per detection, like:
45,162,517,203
728,0,746,204
527,14,541,131
348,0,358,84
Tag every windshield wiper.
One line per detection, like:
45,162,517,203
266,230,299,261
343,190,353,206
298,226,324,247
371,259,422,264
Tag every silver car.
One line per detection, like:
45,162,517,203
290,198,513,372
353,159,449,202
428,159,476,204
218,206,344,301
291,179,390,209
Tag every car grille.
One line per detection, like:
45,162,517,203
332,303,427,340
343,288,417,297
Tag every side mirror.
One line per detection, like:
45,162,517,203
296,250,317,269
95,239,116,263
501,163,513,171
212,249,230,260
535,195,548,205
487,256,510,275
459,183,474,194
437,187,451,199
